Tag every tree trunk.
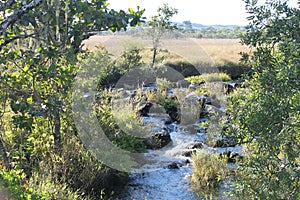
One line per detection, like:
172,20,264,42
0,136,11,170
53,110,61,153
151,47,157,68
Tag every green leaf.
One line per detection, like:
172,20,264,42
128,7,134,14
48,63,56,73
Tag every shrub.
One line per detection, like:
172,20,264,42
145,89,179,121
191,150,227,191
185,73,231,84
0,168,81,200
83,45,144,89
156,78,171,92
95,89,147,153
224,1,300,199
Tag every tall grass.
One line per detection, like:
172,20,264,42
191,150,227,191
83,36,250,66
83,36,251,79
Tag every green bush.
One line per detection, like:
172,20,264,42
185,73,231,84
225,1,300,199
95,89,147,153
191,150,227,190
83,45,144,89
0,168,81,200
145,89,179,121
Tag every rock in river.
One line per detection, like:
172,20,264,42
146,132,172,150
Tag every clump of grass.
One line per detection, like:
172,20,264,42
185,73,231,84
191,150,227,191
156,78,171,91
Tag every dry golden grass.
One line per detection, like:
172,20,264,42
83,35,251,66
192,38,251,65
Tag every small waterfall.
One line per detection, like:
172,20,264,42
115,113,201,199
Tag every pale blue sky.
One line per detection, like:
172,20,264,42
108,0,298,26
108,0,248,25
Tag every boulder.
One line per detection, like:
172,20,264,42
166,160,190,169
213,137,237,148
139,102,153,117
186,142,204,149
181,149,197,157
219,151,243,163
167,162,180,169
146,132,172,149
167,109,179,122
175,79,190,88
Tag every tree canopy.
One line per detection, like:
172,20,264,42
0,1,144,198
226,0,300,199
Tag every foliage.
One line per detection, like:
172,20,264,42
0,0,144,198
81,45,144,89
94,89,147,153
156,78,171,91
225,0,300,199
0,168,38,199
191,150,227,191
0,0,145,52
145,87,179,121
0,167,82,199
147,4,178,47
146,4,178,67
180,26,246,39
185,73,231,84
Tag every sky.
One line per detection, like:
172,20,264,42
108,0,249,26
108,0,299,26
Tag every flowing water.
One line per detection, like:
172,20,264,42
114,112,242,199
115,114,198,199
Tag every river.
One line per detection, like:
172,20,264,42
114,112,242,200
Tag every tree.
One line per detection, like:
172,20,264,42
226,0,300,199
0,0,144,51
0,0,144,152
182,20,193,33
147,4,178,67
0,0,144,197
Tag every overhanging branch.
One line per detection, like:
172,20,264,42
0,0,41,35
0,0,16,11
0,33,35,50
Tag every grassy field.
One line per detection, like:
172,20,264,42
84,35,250,64
191,38,250,65
83,35,251,78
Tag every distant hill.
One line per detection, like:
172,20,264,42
192,23,244,29
176,22,245,29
